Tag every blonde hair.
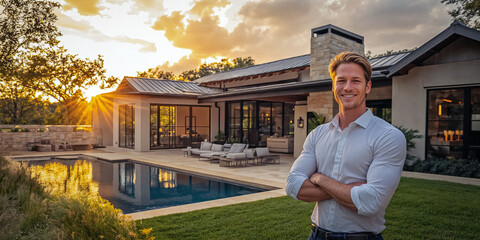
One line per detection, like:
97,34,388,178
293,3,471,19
328,52,372,82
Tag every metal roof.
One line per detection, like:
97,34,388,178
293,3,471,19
387,21,480,77
194,54,310,84
369,52,411,70
120,77,220,96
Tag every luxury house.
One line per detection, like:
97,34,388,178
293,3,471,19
93,22,480,161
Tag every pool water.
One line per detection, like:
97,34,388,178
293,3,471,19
25,158,266,213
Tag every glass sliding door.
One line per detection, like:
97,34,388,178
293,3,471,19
242,101,257,146
192,106,211,147
226,101,294,147
150,104,210,149
258,102,272,147
427,87,479,160
284,103,295,136
228,102,241,143
469,88,480,160
119,104,135,148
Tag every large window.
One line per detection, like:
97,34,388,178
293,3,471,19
427,87,479,160
367,100,392,123
150,105,210,149
119,104,135,148
226,101,294,147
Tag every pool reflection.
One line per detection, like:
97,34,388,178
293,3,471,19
27,159,264,213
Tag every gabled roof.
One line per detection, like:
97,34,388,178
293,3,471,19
194,54,310,84
387,21,480,77
115,77,220,97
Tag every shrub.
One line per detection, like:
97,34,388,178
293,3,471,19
404,156,480,179
0,156,154,240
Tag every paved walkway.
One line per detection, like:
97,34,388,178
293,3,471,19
6,148,480,220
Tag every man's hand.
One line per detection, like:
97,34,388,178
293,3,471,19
296,179,333,202
309,173,366,212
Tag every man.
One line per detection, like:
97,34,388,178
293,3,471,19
286,52,406,240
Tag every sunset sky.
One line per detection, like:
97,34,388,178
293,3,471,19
54,0,454,98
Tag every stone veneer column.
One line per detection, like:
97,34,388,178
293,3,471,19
308,25,365,121
307,92,338,123
310,25,365,81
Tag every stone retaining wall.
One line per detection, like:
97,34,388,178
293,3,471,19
0,125,102,152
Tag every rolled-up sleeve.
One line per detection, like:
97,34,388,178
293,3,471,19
286,129,318,200
350,128,406,216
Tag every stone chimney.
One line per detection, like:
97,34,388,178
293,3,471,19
309,24,364,81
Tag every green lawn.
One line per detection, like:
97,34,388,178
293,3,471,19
137,177,480,240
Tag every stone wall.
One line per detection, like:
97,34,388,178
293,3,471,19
307,92,337,122
0,125,102,152
310,29,364,81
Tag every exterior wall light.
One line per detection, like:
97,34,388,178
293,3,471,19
297,117,304,128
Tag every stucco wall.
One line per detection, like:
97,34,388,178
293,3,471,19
294,104,307,158
112,95,217,151
92,96,113,146
392,59,480,159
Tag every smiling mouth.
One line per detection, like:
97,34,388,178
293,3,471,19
341,94,357,98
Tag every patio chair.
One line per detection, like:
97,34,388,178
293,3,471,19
198,143,225,162
202,143,248,164
218,148,257,167
191,142,213,156
255,147,280,164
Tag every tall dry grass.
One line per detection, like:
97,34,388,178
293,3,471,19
0,156,153,240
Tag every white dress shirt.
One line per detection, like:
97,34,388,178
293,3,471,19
286,109,406,234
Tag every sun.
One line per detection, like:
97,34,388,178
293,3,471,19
84,85,109,101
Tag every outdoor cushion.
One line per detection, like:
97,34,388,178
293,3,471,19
226,152,247,159
191,149,212,155
229,143,246,153
256,147,270,157
223,143,232,152
244,149,255,158
211,144,224,152
200,142,213,150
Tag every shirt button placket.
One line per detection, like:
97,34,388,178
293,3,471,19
326,127,350,228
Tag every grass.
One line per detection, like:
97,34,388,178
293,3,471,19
137,177,480,240
0,156,153,240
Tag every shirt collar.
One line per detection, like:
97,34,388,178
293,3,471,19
330,108,373,129
355,109,374,129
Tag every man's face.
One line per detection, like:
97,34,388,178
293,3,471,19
332,63,371,112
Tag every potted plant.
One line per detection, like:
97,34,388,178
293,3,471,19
213,131,226,144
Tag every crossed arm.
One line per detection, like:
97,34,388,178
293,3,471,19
306,173,365,212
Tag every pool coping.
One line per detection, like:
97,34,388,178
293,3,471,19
9,152,288,220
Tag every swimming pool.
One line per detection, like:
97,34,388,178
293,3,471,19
23,157,267,214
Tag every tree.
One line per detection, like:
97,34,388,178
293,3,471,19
136,67,174,79
442,0,480,29
0,0,61,124
0,0,60,73
179,56,254,81
26,45,119,124
366,48,417,59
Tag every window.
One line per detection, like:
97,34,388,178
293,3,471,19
427,87,479,160
226,101,294,147
119,104,135,148
150,105,210,149
367,100,391,123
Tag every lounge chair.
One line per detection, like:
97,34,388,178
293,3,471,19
219,148,256,167
255,147,280,164
200,143,248,163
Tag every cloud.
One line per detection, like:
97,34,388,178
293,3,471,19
63,0,103,16
56,11,92,32
190,0,230,17
118,36,157,52
150,0,453,73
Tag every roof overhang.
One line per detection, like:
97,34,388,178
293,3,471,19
387,22,480,77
